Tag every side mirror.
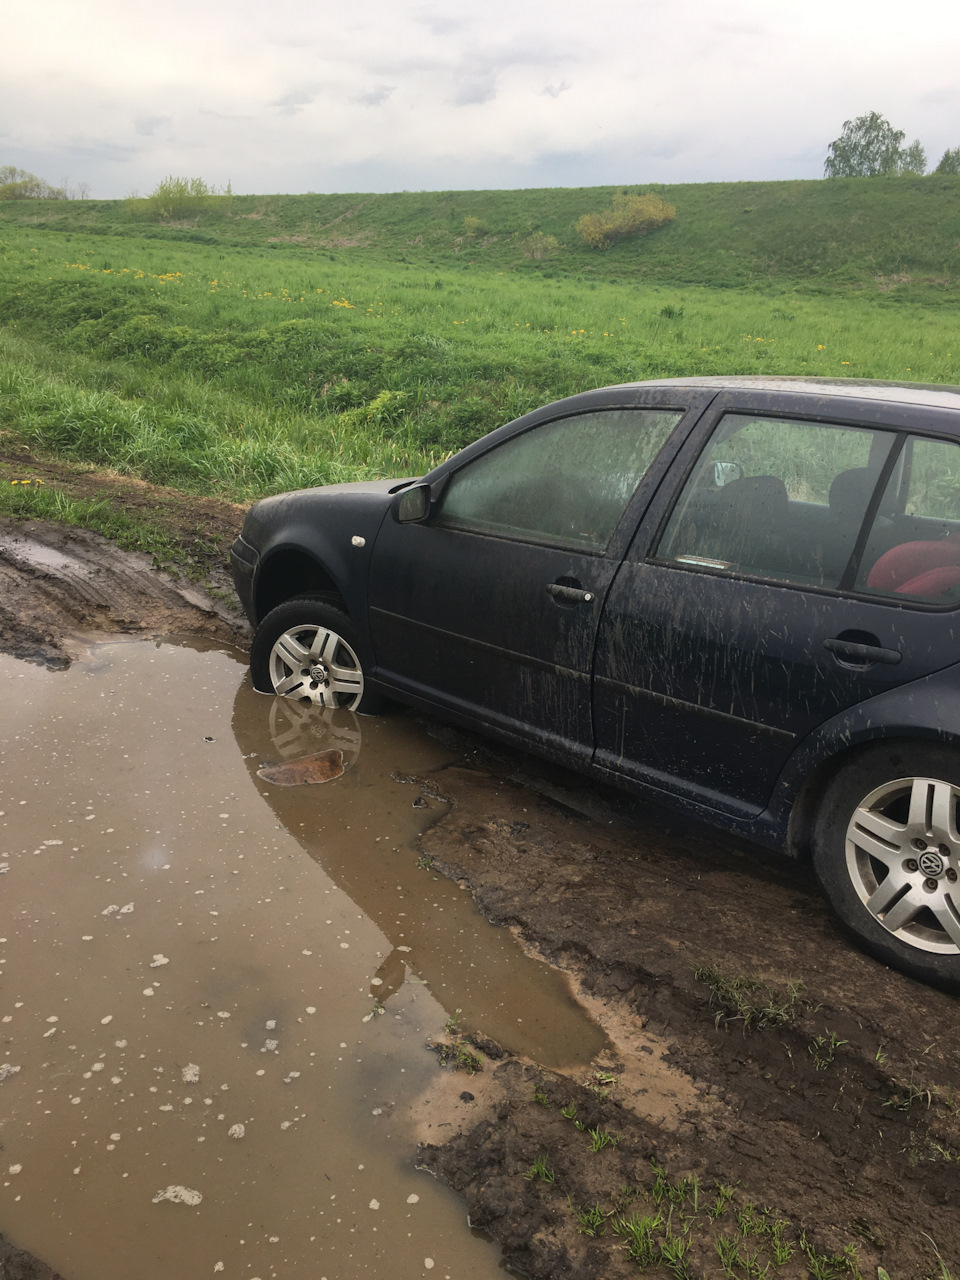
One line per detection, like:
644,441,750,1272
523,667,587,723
712,461,744,488
394,483,430,523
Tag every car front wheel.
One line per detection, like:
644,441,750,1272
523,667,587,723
250,598,381,714
812,744,960,989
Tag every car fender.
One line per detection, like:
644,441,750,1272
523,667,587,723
754,660,960,852
243,482,400,638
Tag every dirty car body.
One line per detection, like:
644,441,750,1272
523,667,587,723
232,376,960,987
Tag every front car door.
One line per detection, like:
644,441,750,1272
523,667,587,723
593,390,960,817
367,390,712,765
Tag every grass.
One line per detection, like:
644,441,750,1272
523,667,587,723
550,1102,955,1276
587,1126,622,1153
5,176,960,297
809,1030,849,1071
570,1199,607,1237
432,1038,483,1074
567,1157,862,1277
2,214,960,528
431,1007,484,1074
694,964,808,1032
0,479,190,570
524,1155,555,1183
920,1233,955,1280
884,1081,955,1111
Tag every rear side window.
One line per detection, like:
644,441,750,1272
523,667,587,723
436,408,683,551
902,438,960,520
655,413,894,589
857,435,960,603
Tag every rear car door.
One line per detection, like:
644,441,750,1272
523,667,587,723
367,391,711,764
593,392,960,816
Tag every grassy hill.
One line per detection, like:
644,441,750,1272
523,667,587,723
1,175,960,539
3,175,960,298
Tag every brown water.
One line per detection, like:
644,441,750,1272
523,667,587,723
0,638,606,1280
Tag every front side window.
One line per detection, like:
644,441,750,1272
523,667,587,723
436,408,683,551
656,413,894,589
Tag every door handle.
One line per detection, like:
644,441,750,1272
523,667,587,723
823,637,902,666
546,582,595,603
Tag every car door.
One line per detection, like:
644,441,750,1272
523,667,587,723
366,393,710,764
593,393,960,816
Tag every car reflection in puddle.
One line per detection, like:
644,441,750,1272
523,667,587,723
0,638,605,1280
235,682,608,1068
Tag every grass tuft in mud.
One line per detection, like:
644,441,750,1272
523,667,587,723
429,1010,486,1074
694,963,808,1032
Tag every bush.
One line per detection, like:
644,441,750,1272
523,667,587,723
577,192,676,250
517,231,559,260
126,176,233,223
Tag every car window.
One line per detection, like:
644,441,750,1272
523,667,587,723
655,413,894,589
856,435,960,604
435,408,683,551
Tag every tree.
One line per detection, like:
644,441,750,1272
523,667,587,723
824,111,906,177
0,165,66,199
899,140,927,175
935,147,960,175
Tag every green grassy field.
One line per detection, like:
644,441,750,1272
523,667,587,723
6,175,960,293
1,179,959,505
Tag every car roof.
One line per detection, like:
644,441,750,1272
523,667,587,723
616,374,960,411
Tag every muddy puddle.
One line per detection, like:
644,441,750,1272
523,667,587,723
0,638,606,1280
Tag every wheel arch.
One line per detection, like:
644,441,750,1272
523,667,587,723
785,731,960,862
253,548,346,623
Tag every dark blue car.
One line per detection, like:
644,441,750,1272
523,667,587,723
232,376,960,988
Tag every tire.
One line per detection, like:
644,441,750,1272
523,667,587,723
812,743,960,989
250,598,382,714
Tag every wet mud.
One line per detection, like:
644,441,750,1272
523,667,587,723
0,519,243,670
1,515,960,1279
413,753,960,1278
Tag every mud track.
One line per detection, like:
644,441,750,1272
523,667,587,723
0,518,243,668
0,475,958,1279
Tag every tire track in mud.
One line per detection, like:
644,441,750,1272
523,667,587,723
0,518,246,668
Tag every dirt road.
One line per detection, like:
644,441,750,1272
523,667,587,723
1,459,958,1279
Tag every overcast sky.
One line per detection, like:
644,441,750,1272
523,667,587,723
5,0,960,198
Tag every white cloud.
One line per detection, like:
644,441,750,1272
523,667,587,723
4,0,960,196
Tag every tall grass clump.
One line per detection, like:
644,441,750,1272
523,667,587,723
577,192,676,249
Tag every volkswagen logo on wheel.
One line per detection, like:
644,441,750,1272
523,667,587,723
919,850,946,878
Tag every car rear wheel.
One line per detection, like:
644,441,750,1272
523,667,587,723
250,598,382,714
812,744,960,988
